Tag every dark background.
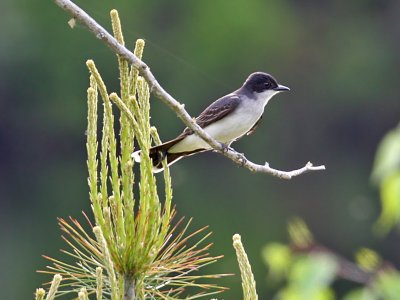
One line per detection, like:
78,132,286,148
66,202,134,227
1,0,399,298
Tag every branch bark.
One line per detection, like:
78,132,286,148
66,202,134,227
124,276,135,300
54,0,326,179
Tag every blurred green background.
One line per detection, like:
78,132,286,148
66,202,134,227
1,0,399,298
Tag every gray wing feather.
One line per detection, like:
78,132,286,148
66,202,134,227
177,94,241,138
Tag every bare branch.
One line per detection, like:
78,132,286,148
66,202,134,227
53,0,326,179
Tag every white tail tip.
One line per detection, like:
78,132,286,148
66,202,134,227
131,150,142,163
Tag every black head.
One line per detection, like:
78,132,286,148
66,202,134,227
243,72,290,94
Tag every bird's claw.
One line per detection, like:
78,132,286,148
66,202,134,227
221,143,235,153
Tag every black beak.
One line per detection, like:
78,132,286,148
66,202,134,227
274,84,290,92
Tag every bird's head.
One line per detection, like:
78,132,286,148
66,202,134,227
243,72,290,98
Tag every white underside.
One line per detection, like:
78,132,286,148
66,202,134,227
132,150,142,163
168,90,279,153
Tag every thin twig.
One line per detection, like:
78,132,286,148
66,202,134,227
53,0,326,179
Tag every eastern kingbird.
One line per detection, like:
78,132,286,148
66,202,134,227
133,72,289,172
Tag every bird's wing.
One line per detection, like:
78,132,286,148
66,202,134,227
177,94,241,138
147,94,241,157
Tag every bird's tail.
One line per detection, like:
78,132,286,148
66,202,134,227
132,138,206,173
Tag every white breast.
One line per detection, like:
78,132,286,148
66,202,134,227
168,90,279,153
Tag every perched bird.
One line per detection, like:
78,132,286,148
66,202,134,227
132,72,289,172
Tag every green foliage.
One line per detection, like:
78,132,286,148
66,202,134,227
35,288,45,300
6,1,399,298
263,219,400,300
355,248,382,273
233,234,258,300
371,124,400,234
342,289,375,300
278,254,337,300
37,10,225,300
261,124,400,298
259,127,400,299
372,271,400,300
263,220,337,300
30,2,400,299
262,243,291,283
344,271,400,300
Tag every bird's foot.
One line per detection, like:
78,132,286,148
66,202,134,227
236,152,247,166
221,143,235,153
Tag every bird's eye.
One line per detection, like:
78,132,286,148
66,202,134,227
264,82,270,88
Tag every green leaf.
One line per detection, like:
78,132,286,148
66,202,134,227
283,253,338,300
374,171,400,234
374,271,400,300
343,288,376,300
371,127,400,185
262,243,292,283
279,286,334,300
371,125,400,234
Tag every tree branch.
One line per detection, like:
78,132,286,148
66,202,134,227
124,276,135,300
54,0,326,179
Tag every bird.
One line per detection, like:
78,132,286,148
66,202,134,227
132,72,290,173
